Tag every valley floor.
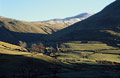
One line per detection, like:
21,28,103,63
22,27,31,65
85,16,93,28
0,41,120,78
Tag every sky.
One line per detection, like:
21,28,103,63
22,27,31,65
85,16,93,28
0,0,115,21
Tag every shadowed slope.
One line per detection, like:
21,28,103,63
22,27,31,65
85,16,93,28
0,41,59,77
0,26,46,44
0,53,59,78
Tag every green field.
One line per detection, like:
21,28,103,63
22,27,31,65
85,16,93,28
55,41,120,78
64,42,115,51
57,41,120,64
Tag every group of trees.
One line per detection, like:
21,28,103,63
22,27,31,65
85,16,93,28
31,43,45,53
19,41,45,53
19,41,66,56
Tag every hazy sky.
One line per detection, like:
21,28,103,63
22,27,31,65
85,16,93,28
0,0,115,21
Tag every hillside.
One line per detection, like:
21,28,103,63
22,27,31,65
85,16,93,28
0,16,62,44
50,0,120,46
0,13,93,44
0,41,59,77
0,17,51,44
0,41,27,51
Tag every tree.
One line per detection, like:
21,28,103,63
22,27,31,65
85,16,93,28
38,43,45,53
60,44,66,52
31,43,39,52
56,44,59,52
19,41,27,51
31,43,45,53
51,47,57,58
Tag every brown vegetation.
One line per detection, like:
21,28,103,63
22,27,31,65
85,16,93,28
31,43,45,53
19,41,27,51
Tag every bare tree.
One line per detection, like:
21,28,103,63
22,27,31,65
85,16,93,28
38,43,45,53
31,43,39,52
19,41,27,51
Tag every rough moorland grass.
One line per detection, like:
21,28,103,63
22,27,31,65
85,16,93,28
0,48,58,64
0,41,58,64
0,41,27,51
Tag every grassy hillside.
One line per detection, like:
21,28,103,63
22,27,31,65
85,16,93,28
32,21,68,32
0,41,60,77
0,17,46,34
0,41,27,51
0,41,57,63
0,17,69,44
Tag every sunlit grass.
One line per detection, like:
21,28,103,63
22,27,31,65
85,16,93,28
0,41,27,51
89,53,120,63
57,41,120,64
0,41,58,64
64,42,115,51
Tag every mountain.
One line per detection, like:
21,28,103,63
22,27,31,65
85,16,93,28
49,0,120,46
46,13,93,23
0,13,93,44
33,13,94,31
